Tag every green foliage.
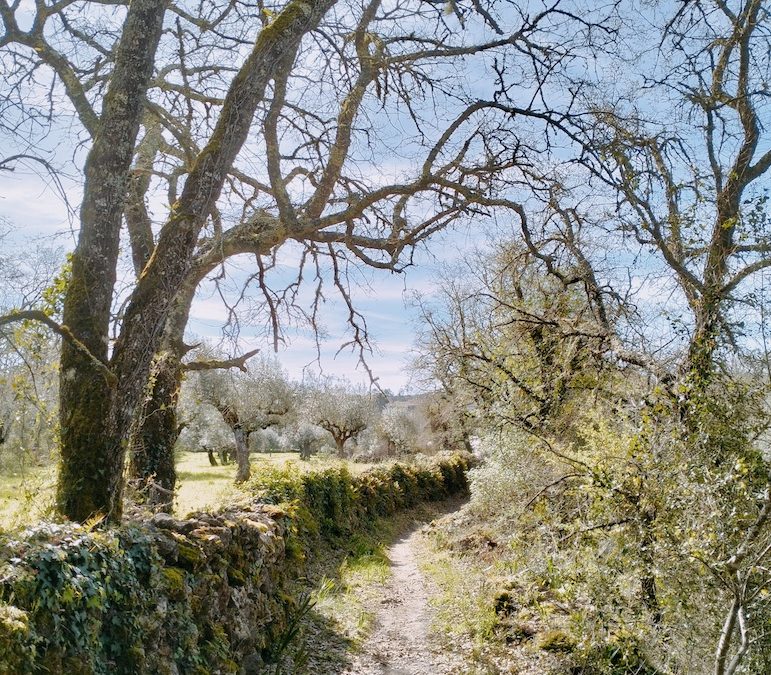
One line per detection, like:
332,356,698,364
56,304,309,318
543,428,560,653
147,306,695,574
0,523,161,674
249,453,471,561
570,629,663,675
263,589,316,667
457,382,771,673
40,255,73,319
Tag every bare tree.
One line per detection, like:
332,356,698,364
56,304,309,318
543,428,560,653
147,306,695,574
415,243,609,436
0,0,619,521
557,0,770,407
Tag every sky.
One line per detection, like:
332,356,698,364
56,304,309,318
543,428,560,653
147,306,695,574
4,0,766,396
0,158,481,393
184,237,469,393
0,0,517,394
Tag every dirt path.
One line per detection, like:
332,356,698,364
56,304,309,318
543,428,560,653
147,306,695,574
344,524,464,675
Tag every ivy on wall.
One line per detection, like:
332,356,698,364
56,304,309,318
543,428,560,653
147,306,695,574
0,453,470,673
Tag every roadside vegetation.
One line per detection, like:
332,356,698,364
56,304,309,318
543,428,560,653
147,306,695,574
0,1,769,673
413,238,771,670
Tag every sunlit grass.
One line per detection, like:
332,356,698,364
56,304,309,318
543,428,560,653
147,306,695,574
0,464,56,529
175,450,375,516
419,544,500,642
0,450,377,528
310,531,393,648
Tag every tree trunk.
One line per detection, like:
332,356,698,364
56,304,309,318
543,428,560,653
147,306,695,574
206,447,219,466
56,0,167,523
59,0,334,524
120,0,336,516
683,296,720,402
334,435,347,457
234,427,251,483
128,348,183,512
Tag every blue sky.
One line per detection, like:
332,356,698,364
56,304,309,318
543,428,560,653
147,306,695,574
184,227,481,393
5,1,766,395
0,160,478,392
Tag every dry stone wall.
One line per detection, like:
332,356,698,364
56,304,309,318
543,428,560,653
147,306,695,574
0,453,470,673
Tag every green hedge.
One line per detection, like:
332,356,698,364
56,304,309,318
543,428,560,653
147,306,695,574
0,453,470,673
249,452,470,546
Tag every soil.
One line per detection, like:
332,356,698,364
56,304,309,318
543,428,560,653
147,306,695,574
343,523,466,675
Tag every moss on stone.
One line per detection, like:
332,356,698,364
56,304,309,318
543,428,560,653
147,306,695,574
538,629,577,653
0,454,471,673
176,540,204,569
227,567,246,587
162,567,187,600
0,605,34,672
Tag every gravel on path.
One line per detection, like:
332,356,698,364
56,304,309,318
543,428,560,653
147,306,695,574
344,525,465,675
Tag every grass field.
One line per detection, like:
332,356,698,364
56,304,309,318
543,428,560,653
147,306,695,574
0,451,374,528
0,464,57,529
176,450,376,515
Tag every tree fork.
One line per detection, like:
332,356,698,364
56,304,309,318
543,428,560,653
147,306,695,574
105,0,334,521
128,347,185,512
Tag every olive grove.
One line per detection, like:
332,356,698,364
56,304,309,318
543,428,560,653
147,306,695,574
193,353,294,482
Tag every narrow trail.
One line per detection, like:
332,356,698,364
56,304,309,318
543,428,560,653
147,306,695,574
344,524,464,675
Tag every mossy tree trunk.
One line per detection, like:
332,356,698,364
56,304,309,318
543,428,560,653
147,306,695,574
680,183,745,434
233,427,251,483
639,509,661,624
58,0,335,523
128,216,282,500
56,0,167,523
128,347,184,512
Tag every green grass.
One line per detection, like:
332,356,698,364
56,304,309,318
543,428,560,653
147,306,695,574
0,464,56,529
0,451,377,527
175,451,375,516
418,543,501,641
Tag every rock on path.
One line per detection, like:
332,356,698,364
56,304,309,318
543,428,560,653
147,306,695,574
345,525,464,675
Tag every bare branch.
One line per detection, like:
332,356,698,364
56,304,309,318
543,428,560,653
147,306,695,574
0,309,116,385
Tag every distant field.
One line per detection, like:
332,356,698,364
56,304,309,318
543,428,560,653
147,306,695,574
0,464,57,529
0,451,374,528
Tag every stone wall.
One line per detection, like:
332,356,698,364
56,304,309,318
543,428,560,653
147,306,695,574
0,453,470,673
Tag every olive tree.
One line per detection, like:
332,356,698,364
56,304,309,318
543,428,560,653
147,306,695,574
194,354,294,482
286,422,329,460
176,388,233,466
302,377,376,456
377,404,419,455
